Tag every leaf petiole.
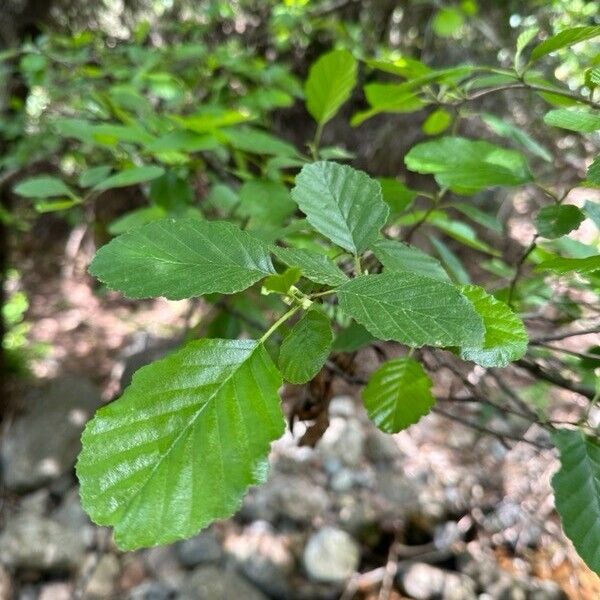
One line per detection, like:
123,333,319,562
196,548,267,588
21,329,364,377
260,306,302,343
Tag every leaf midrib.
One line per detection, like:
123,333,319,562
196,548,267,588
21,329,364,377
111,342,262,522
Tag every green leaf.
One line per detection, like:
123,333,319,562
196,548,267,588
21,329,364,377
14,176,75,199
305,49,357,125
371,239,451,282
54,118,101,144
544,109,600,133
76,338,285,550
378,178,417,215
237,180,296,230
422,109,452,135
333,321,374,353
587,156,600,185
458,285,528,367
400,210,500,255
318,146,355,160
337,273,484,348
432,7,465,38
583,200,600,229
536,255,600,274
365,56,432,79
452,203,503,233
171,108,252,133
89,218,275,300
352,65,477,125
223,127,298,157
291,161,389,254
262,267,301,295
586,67,600,90
551,429,600,575
33,199,80,213
108,206,168,235
94,166,165,191
351,84,424,126
429,236,471,284
363,357,435,433
405,137,531,194
79,166,112,188
480,113,552,162
278,311,333,384
148,131,219,153
515,27,539,71
91,123,154,146
150,173,195,212
207,184,239,213
272,246,347,287
530,26,600,62
536,205,585,239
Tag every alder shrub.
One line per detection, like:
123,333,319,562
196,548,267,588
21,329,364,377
13,24,600,573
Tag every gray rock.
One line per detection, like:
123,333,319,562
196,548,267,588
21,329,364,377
399,563,476,600
328,396,357,418
0,513,86,573
303,527,360,584
1,376,101,491
19,489,51,515
486,575,566,600
224,522,294,598
374,469,419,520
177,565,268,600
144,546,186,587
329,467,373,493
176,530,223,568
84,554,121,599
243,475,329,523
129,581,174,600
18,585,39,600
456,552,565,599
457,551,499,589
337,492,381,541
486,575,529,600
119,334,181,389
528,580,567,600
0,565,13,600
38,583,73,600
364,429,401,463
317,417,365,471
53,487,95,549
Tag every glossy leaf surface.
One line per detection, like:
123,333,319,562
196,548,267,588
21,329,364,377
77,339,285,550
89,219,274,299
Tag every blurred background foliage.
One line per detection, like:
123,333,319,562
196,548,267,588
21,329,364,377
0,0,598,383
0,1,599,596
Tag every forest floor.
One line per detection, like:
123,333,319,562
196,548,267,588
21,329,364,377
1,215,599,600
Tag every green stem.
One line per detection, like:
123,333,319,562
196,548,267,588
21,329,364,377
353,254,362,275
309,289,337,299
311,122,325,160
534,182,561,204
260,306,301,343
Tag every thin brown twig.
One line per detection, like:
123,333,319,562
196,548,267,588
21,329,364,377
449,82,600,109
402,189,447,243
432,407,551,449
516,358,595,400
378,535,401,600
531,327,600,343
507,234,539,308
487,369,544,422
529,342,600,361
